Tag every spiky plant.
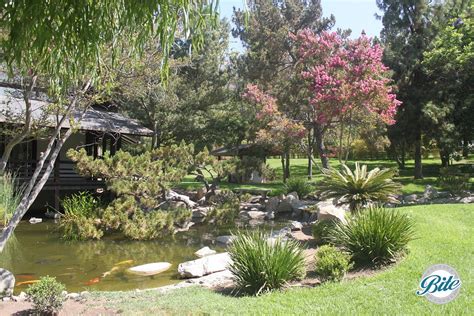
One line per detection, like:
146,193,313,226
328,206,416,266
228,231,306,295
318,162,402,213
0,172,24,226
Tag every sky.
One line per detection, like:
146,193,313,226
219,0,383,52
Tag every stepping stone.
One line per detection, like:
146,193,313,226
127,262,172,276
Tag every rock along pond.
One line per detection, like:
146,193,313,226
1,220,284,293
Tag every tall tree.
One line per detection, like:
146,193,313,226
233,0,334,178
376,0,450,178
0,0,218,252
422,4,473,164
294,30,400,168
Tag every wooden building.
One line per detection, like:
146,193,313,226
0,87,153,212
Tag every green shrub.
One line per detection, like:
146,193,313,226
26,276,66,315
318,162,402,213
172,206,192,228
312,220,337,244
438,167,471,195
314,245,352,282
122,209,175,240
228,231,306,295
0,172,24,226
329,206,415,266
59,192,102,240
239,193,253,203
208,191,240,225
284,178,314,198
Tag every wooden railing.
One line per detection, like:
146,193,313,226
7,160,104,189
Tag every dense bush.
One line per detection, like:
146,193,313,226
312,220,337,244
438,166,471,195
314,245,352,282
228,231,306,295
59,192,103,240
26,276,66,315
122,209,175,240
207,191,240,225
284,178,314,198
318,162,402,213
329,206,415,266
0,172,24,226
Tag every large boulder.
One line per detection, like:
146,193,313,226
276,193,298,213
178,253,231,278
316,200,347,224
0,269,15,297
265,196,280,212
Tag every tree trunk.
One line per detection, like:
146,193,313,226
0,80,91,253
285,150,290,180
281,155,286,183
313,123,329,169
307,128,313,179
0,76,37,174
462,136,469,158
414,128,423,179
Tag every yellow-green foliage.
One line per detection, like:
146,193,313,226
314,245,352,282
26,276,66,315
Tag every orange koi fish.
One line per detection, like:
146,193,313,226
84,277,100,286
16,280,40,286
16,274,36,280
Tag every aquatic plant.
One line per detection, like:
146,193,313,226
229,231,306,295
0,172,24,226
26,276,66,315
59,192,103,240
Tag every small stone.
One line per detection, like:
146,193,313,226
289,221,303,231
66,293,80,300
247,210,266,220
404,194,418,203
29,217,42,224
195,246,217,258
80,291,90,297
265,211,275,220
216,235,235,246
460,196,474,204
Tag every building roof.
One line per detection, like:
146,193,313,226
0,87,153,136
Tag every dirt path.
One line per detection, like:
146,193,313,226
0,300,117,316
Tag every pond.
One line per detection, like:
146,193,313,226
1,220,284,293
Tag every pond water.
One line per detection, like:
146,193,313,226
1,220,284,293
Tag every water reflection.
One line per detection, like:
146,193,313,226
1,220,283,293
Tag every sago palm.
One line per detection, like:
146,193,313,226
318,162,401,213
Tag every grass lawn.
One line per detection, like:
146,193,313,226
93,204,473,315
180,157,474,195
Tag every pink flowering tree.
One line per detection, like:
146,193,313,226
293,30,400,167
243,84,305,182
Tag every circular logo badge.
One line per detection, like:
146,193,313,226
416,264,461,304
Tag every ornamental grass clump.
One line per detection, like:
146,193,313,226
318,162,402,213
0,172,24,227
228,231,306,295
284,178,314,198
329,206,416,266
26,276,66,315
314,245,352,282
